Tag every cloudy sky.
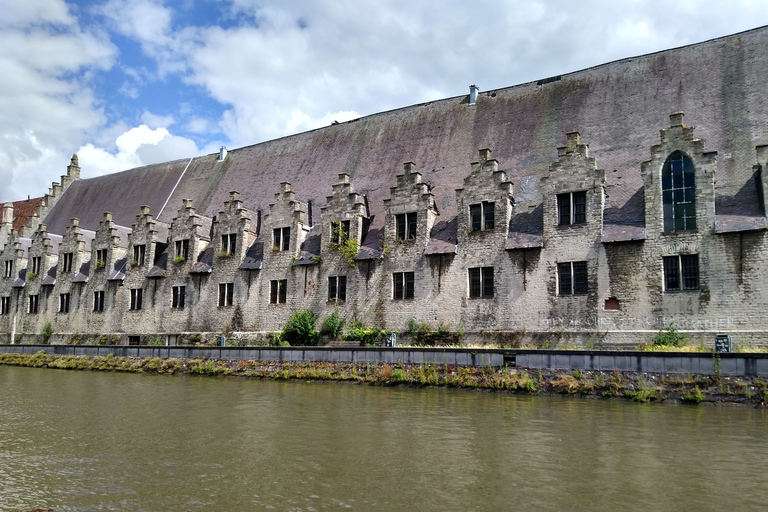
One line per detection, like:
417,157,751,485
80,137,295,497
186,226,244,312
0,0,766,201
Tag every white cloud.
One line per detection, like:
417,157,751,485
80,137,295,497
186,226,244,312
141,111,175,129
78,125,201,178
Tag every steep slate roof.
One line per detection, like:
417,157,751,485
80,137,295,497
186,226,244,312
0,197,44,232
43,26,768,245
43,159,190,235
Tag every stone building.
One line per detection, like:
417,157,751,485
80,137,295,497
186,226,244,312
2,27,768,347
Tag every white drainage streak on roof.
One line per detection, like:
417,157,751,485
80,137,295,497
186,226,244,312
158,156,194,219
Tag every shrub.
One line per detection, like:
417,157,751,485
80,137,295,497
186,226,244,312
651,324,688,347
346,320,384,347
282,309,319,346
41,322,53,344
268,331,290,347
322,311,345,339
148,336,165,346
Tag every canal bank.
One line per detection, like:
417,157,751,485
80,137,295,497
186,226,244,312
1,351,766,407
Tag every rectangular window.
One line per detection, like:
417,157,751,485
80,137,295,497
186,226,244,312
1,296,10,315
273,227,290,251
130,288,143,310
328,275,347,302
29,294,39,314
172,286,186,309
4,260,13,278
330,220,351,244
470,202,495,231
31,256,41,275
59,293,70,313
96,248,108,267
221,233,237,255
558,261,589,295
393,272,415,300
663,255,699,292
270,279,287,304
62,252,73,273
133,244,146,266
93,291,104,312
175,239,189,261
395,213,417,240
468,267,494,298
218,282,234,306
557,191,587,226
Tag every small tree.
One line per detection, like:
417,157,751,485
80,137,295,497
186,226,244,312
282,309,319,346
41,322,53,344
322,311,345,339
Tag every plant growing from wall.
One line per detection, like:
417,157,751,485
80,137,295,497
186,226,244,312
41,322,53,344
651,324,688,348
282,309,319,346
95,259,106,270
227,304,245,333
26,272,37,280
329,224,359,266
173,256,186,264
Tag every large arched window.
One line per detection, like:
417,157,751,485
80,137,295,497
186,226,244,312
662,151,696,232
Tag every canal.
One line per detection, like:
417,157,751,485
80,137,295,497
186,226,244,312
1,366,767,511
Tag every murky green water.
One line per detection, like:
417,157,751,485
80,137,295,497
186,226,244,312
1,366,767,511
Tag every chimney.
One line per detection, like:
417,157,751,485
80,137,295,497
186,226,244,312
218,146,228,162
469,84,479,105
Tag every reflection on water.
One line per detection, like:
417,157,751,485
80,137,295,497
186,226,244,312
1,366,767,511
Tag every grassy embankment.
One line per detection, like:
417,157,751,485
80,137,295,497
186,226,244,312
1,351,767,406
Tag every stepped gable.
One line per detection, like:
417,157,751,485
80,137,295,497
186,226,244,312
42,158,190,235
0,197,45,232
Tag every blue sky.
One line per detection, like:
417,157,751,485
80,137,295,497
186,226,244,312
2,0,768,201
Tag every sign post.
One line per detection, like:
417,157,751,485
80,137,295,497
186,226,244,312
715,334,732,353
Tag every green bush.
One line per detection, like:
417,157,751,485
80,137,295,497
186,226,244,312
282,309,319,346
322,311,345,339
41,322,53,344
345,320,384,347
651,324,688,347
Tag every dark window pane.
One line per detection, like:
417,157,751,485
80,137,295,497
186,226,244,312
469,268,481,298
328,277,337,300
273,228,281,250
484,202,495,230
270,281,278,303
681,255,699,290
673,172,683,188
282,228,290,251
558,263,572,295
663,256,680,291
227,283,234,305
482,267,494,297
573,192,586,224
338,276,347,301
470,204,482,231
671,158,683,173
396,214,406,240
405,272,415,299
557,194,571,225
662,173,672,190
279,280,287,303
674,189,685,203
342,220,350,240
407,213,417,239
573,262,588,294
393,273,403,299
684,170,695,187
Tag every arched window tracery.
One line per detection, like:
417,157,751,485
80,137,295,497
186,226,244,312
662,151,696,232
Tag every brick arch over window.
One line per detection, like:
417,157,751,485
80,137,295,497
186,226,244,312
662,150,696,232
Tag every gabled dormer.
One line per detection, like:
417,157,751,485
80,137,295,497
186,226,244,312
456,149,513,247
127,205,167,273
383,162,438,254
263,182,308,264
91,212,124,274
26,223,55,281
213,191,257,262
540,132,606,241
1,229,25,281
58,218,87,280
641,113,716,238
168,199,211,269
320,173,369,257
